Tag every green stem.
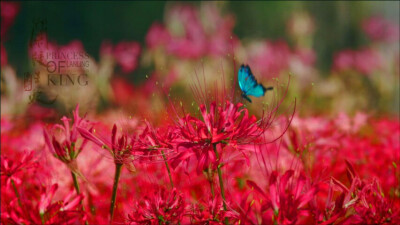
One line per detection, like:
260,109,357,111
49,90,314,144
213,144,228,225
71,171,81,194
161,150,174,188
71,171,89,225
110,163,123,223
11,179,22,207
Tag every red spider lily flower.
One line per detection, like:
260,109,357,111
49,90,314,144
77,123,157,167
322,162,400,224
246,170,320,224
43,105,91,167
189,195,240,224
142,122,176,150
78,121,177,166
1,183,85,224
353,179,400,224
127,188,186,224
135,122,178,163
171,101,266,174
0,151,37,187
77,124,134,165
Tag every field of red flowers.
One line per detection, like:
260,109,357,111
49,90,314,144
1,2,399,224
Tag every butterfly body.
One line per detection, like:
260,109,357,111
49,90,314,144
238,64,272,103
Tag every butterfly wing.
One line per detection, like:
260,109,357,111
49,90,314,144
246,83,267,97
238,65,257,94
238,65,271,98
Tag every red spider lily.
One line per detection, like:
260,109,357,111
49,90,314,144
322,162,400,224
78,122,176,165
77,124,137,166
43,105,91,166
246,170,320,224
353,179,400,224
1,183,85,224
142,122,176,150
133,122,174,158
287,114,399,195
171,101,265,174
0,151,37,186
127,188,186,225
189,195,240,224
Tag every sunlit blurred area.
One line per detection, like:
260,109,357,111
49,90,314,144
2,1,399,120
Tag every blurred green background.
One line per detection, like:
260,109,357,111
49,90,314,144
3,1,399,77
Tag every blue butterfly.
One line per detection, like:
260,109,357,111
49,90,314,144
238,64,273,103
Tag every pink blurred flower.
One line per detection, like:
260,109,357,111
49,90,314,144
249,40,291,77
165,5,207,58
0,1,19,37
146,4,237,59
354,48,382,74
202,3,238,57
362,16,399,43
113,41,141,74
333,48,382,74
333,50,354,72
29,34,88,72
145,23,171,49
